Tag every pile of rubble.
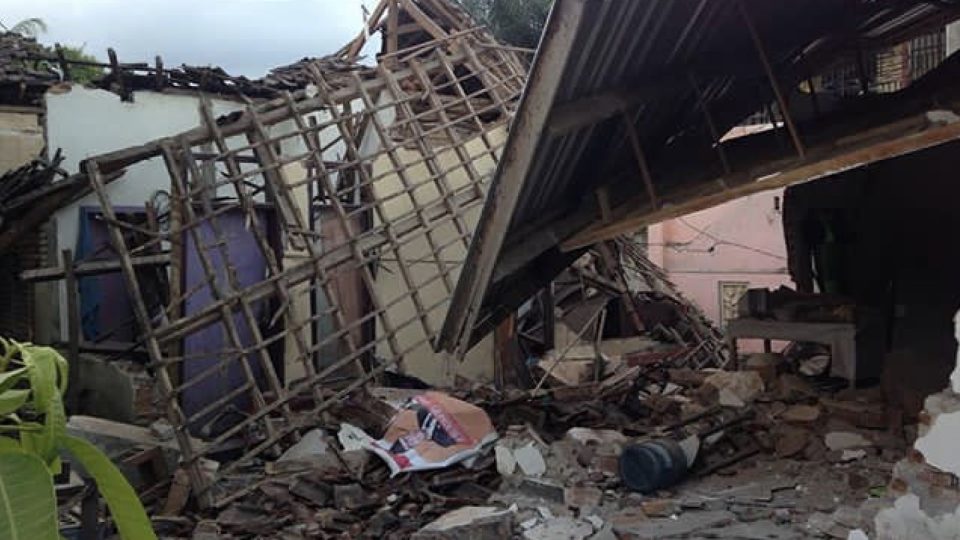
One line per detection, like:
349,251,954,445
64,343,918,539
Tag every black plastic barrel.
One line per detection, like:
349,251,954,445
619,438,689,493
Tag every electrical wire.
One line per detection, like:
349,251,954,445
675,217,787,261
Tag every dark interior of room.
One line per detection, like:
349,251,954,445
784,140,960,413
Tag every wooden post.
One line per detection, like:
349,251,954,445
107,48,128,101
738,0,805,158
688,71,731,174
154,56,165,91
62,249,80,413
55,44,72,82
541,283,555,351
621,113,659,208
494,314,516,390
386,0,400,57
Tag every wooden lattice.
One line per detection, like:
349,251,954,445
84,36,525,506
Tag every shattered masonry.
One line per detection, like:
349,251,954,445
82,33,525,506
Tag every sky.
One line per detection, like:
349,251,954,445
1,0,381,77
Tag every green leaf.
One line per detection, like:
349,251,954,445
0,437,20,452
0,390,30,416
60,436,157,540
27,347,68,395
0,450,59,540
18,346,66,469
0,367,26,394
0,339,17,373
20,393,64,471
21,347,58,410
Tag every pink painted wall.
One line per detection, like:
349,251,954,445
647,187,794,350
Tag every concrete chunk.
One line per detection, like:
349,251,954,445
412,506,513,540
612,510,736,539
522,517,593,540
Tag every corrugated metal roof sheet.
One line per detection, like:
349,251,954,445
439,0,960,354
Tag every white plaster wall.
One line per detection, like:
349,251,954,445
0,109,44,171
45,85,244,339
371,127,507,385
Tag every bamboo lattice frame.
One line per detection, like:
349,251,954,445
84,38,526,507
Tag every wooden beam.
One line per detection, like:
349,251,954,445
562,115,960,250
689,71,731,173
595,186,612,223
544,60,781,137
437,0,588,356
547,89,654,136
20,254,171,282
622,113,659,208
400,0,450,43
87,52,466,175
344,0,390,61
738,0,805,158
386,0,400,56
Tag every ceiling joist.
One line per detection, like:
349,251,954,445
562,110,960,250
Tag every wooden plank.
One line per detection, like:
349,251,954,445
562,116,960,250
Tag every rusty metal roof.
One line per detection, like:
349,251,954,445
439,0,960,354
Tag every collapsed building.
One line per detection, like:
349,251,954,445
3,0,960,538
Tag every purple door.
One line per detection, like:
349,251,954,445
181,207,278,435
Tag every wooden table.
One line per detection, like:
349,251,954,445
726,318,858,388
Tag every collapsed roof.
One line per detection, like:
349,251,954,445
439,0,960,356
0,32,60,104
70,1,526,506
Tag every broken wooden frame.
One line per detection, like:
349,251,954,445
80,38,525,507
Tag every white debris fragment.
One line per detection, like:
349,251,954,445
495,444,517,476
678,434,701,467
704,371,764,408
585,515,605,530
337,423,368,451
840,449,867,462
515,443,547,477
279,429,330,462
520,518,540,530
825,431,872,451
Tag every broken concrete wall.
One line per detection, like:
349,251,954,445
874,309,960,539
0,107,44,171
45,85,245,341
0,106,50,341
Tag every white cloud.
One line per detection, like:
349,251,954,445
1,0,375,76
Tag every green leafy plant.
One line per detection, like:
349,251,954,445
0,338,157,540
